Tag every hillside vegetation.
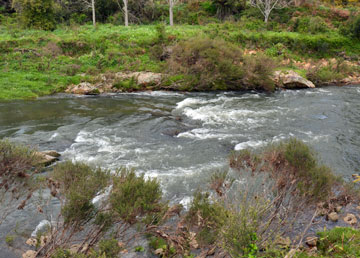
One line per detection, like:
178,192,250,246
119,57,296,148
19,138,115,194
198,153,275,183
0,0,360,99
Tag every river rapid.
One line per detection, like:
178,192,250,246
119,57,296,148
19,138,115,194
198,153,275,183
1,86,360,255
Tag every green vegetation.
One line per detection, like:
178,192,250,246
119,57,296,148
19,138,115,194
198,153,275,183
296,227,360,257
1,139,360,257
0,1,359,99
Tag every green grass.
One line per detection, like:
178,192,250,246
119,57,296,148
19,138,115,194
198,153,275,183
0,20,359,100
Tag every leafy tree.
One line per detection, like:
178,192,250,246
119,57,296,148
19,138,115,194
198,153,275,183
12,0,56,30
212,0,246,20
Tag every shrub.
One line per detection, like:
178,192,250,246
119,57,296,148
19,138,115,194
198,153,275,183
51,161,111,225
98,238,121,256
350,15,360,39
167,37,244,90
316,227,360,257
12,0,56,30
293,16,329,34
0,139,41,223
110,168,163,224
242,54,276,91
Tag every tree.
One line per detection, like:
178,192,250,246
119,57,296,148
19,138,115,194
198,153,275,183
212,0,246,20
251,0,292,23
169,0,177,26
81,0,96,26
123,0,129,26
12,0,56,30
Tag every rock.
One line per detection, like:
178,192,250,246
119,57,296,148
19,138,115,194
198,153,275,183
41,150,61,158
356,206,360,210
327,212,339,222
273,70,315,89
189,232,199,249
25,238,37,247
344,213,357,225
35,151,59,166
22,250,36,258
115,72,162,86
305,236,318,247
335,206,342,213
66,82,100,95
154,248,164,255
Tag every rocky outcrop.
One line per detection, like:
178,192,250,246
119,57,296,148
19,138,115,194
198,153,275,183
66,72,163,95
273,70,315,89
65,82,100,95
35,151,60,166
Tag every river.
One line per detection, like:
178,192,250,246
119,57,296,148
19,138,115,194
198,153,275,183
0,86,360,256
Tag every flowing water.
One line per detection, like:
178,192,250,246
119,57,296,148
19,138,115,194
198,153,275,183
1,86,360,255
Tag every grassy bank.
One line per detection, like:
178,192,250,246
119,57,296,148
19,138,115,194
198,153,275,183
1,4,360,99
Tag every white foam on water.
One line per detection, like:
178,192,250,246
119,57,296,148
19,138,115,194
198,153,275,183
235,140,267,150
31,220,52,237
176,128,237,140
49,132,59,141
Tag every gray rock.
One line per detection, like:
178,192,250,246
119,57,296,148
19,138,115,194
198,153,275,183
327,212,339,222
273,70,315,89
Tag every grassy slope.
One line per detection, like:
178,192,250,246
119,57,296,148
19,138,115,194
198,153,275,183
0,12,360,99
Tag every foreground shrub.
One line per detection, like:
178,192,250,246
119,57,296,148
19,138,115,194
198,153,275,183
0,139,41,224
51,161,111,225
110,168,163,224
167,37,244,90
231,138,338,201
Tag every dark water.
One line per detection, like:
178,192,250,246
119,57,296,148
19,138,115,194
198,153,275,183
1,86,360,255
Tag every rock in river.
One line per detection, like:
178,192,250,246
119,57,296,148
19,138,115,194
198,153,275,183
273,70,315,89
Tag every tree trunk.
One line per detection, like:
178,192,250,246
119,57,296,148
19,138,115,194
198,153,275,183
123,0,128,26
169,0,174,26
92,0,96,27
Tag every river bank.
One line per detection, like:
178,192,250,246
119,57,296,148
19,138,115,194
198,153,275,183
1,19,359,100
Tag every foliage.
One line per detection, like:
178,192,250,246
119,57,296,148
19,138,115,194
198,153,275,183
51,161,111,225
167,37,244,90
12,0,56,30
98,238,121,256
292,16,329,34
211,0,246,20
0,139,41,224
316,227,360,257
110,168,163,224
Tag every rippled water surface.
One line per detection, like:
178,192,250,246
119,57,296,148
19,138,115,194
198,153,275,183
1,87,360,206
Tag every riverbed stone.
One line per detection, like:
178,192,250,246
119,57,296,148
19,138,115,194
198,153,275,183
273,70,315,89
306,236,318,247
25,238,37,247
35,151,59,166
66,82,100,95
115,72,162,86
327,212,339,222
275,236,291,248
22,250,36,258
344,213,357,225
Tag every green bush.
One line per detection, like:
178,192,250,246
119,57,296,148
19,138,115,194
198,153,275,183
51,161,111,225
167,37,244,90
98,239,121,257
293,16,329,34
315,227,360,257
110,168,163,224
12,0,56,30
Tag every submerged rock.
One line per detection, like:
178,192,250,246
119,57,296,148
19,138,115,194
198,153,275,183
327,212,339,222
306,236,318,247
35,150,60,166
22,250,36,258
344,213,358,225
273,70,315,89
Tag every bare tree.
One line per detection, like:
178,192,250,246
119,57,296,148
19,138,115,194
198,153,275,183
81,0,96,26
169,0,177,26
123,0,129,26
251,0,292,23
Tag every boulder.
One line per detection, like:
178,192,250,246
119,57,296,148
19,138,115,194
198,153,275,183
65,82,100,95
35,151,60,166
115,72,162,86
275,236,291,248
344,213,357,225
327,212,339,222
22,250,36,258
305,236,318,247
273,70,315,89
